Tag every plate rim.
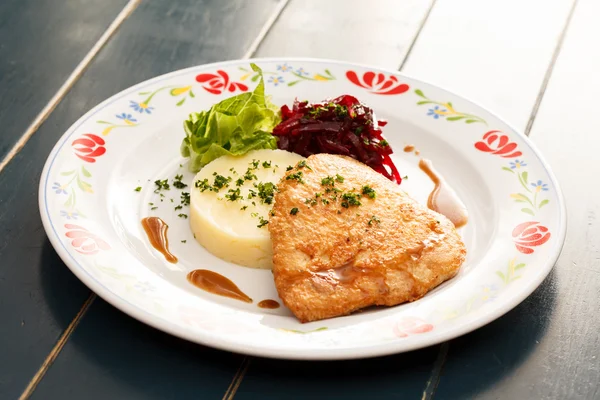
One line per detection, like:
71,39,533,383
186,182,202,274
38,57,567,360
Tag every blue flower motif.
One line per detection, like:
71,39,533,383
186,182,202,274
60,210,78,220
129,101,154,114
427,106,447,119
295,68,309,76
531,180,549,192
277,63,293,72
52,182,67,195
268,76,285,86
481,284,500,302
116,113,138,123
509,160,527,169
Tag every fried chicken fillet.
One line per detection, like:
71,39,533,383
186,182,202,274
268,154,466,322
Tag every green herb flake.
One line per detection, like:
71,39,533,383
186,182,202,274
262,160,272,168
212,174,231,190
341,192,362,208
174,205,183,211
173,174,187,189
257,216,269,228
181,240,187,243
296,160,312,171
134,186,142,192
321,176,335,186
379,140,389,147
335,174,345,183
240,205,248,211
151,206,158,210
195,178,211,192
181,192,190,206
154,179,170,192
225,188,242,202
286,165,293,171
247,189,257,199
257,182,277,205
290,207,299,215
368,215,381,226
286,171,304,183
361,185,376,199
178,213,188,219
403,175,408,180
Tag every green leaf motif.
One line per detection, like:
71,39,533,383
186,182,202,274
496,271,507,284
81,166,91,178
465,119,479,124
539,199,549,208
189,90,195,98
417,100,432,105
287,80,301,87
176,98,186,106
502,167,514,173
415,89,425,98
515,263,526,270
446,116,465,121
447,101,453,107
61,170,75,176
521,171,528,184
521,208,535,216
251,74,260,82
324,69,332,76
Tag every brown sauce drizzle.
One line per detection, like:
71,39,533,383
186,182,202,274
258,299,280,309
403,144,415,152
187,269,252,303
141,217,177,263
418,159,468,228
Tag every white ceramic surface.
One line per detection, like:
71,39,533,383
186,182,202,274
39,58,566,360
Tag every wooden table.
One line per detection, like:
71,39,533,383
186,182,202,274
1,0,598,398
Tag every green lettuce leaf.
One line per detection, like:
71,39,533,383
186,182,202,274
180,63,280,172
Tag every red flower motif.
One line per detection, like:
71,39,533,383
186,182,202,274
475,130,522,158
512,221,551,254
195,70,248,95
72,134,106,163
64,224,110,255
393,317,434,338
346,70,409,95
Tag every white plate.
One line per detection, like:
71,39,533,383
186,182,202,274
39,58,566,360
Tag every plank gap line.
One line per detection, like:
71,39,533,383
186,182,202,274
398,0,438,72
242,0,291,59
18,294,97,400
421,342,450,400
222,357,251,400
524,0,579,136
0,0,141,175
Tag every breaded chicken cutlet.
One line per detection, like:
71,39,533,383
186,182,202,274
268,154,466,323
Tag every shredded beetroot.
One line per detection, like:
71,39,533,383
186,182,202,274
272,95,402,184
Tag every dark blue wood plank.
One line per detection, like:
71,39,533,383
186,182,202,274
235,348,439,400
0,0,279,398
0,0,128,161
29,299,242,400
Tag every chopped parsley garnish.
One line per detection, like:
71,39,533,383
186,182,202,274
296,160,312,170
151,206,158,210
403,175,408,180
257,182,277,205
251,212,259,218
247,189,257,199
181,240,187,243
290,207,299,215
368,215,381,226
286,171,304,183
286,165,293,171
321,176,335,186
269,209,275,216
229,167,237,174
361,185,376,199
240,205,248,211
335,174,345,183
250,160,259,169
379,140,389,147
195,178,211,192
134,186,142,192
341,193,362,208
212,174,231,190
173,174,187,189
262,161,272,168
154,179,170,192
321,198,330,205
354,126,363,135
174,205,183,211
243,169,257,181
181,192,190,206
235,178,245,187
305,198,317,206
257,216,269,228
225,188,242,201
178,213,188,219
